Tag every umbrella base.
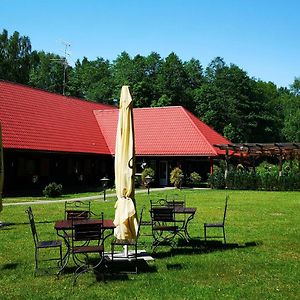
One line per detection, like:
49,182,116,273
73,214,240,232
105,249,154,262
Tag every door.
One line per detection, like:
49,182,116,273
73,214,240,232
159,161,168,186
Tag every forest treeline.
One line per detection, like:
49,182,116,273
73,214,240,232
1,29,299,143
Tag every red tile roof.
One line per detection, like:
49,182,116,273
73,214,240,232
94,106,230,156
0,81,230,157
0,80,115,154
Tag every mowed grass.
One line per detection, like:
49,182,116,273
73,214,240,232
0,189,299,300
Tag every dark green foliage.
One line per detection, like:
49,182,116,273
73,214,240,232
29,51,66,94
281,92,300,142
290,77,300,96
43,182,63,198
226,170,259,190
0,29,33,84
208,165,226,189
210,160,300,191
68,57,113,103
187,171,202,187
141,167,155,186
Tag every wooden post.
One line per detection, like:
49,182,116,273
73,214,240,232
209,157,214,174
278,152,283,177
225,149,229,189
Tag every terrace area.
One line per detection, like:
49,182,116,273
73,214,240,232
0,188,299,299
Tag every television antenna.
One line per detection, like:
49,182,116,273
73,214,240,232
51,40,71,95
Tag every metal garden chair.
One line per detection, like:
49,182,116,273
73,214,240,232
71,217,104,284
64,200,91,220
26,207,62,275
204,195,229,244
151,206,179,252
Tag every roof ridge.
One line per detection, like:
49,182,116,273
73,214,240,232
180,107,218,155
0,80,114,108
134,105,182,111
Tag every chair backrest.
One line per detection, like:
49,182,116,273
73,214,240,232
222,195,229,224
66,210,90,220
72,222,102,243
166,193,186,208
65,200,91,220
150,198,166,208
151,207,175,222
166,200,185,209
26,207,39,246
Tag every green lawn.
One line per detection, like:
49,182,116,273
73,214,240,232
0,189,299,300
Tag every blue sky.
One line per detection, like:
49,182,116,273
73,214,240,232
1,0,299,88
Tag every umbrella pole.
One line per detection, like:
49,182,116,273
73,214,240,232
123,245,128,257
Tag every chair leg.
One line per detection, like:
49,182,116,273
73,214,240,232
135,243,138,274
59,246,63,267
111,244,114,273
223,227,226,244
34,248,38,274
204,225,207,242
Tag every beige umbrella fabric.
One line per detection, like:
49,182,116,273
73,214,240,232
0,123,4,212
113,86,138,240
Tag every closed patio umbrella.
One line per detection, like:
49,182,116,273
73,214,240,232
113,86,138,242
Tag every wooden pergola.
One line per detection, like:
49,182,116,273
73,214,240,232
214,143,300,174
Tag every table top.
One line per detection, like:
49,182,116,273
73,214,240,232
55,219,115,230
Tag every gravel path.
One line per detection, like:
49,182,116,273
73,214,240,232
3,187,175,206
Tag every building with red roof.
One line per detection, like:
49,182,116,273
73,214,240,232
0,80,230,194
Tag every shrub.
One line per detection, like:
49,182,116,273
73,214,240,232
209,160,300,191
170,167,184,188
141,167,155,186
208,165,225,189
43,182,63,198
227,169,259,190
188,172,202,187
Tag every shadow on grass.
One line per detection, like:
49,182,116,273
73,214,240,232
1,263,19,270
1,220,59,233
0,222,16,229
152,238,261,259
98,260,157,282
61,259,157,283
166,263,182,270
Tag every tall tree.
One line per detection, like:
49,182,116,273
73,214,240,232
131,52,162,107
29,51,67,94
156,52,189,107
205,56,226,82
112,51,134,99
0,29,33,84
281,92,300,142
290,77,300,96
183,58,204,111
195,59,281,142
68,57,113,103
